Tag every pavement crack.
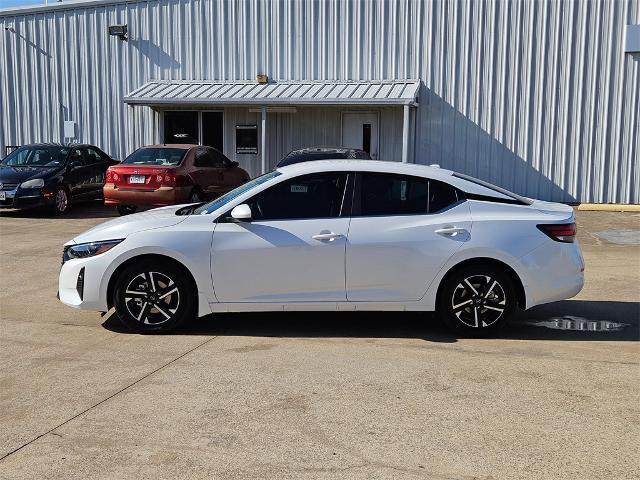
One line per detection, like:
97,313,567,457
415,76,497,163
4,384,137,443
0,336,216,463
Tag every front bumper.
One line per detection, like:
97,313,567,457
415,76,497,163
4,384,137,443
59,255,110,311
0,188,52,209
103,184,190,206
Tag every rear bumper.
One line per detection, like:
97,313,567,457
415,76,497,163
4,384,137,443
518,240,585,309
103,184,190,206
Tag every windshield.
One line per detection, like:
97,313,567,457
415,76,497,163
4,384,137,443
2,146,69,167
122,147,187,166
194,171,281,215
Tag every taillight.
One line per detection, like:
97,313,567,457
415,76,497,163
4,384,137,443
106,168,113,183
153,173,189,187
537,223,577,243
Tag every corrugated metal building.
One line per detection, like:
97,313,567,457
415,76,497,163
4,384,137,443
0,0,638,203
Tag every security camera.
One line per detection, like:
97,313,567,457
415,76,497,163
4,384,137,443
5,25,15,32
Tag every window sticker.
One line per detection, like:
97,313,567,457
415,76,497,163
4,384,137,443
291,185,308,193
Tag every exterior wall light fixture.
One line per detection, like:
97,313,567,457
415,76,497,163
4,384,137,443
108,24,128,40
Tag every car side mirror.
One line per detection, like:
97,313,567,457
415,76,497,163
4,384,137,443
230,204,252,221
229,161,239,168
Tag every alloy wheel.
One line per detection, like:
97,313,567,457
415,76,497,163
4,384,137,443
451,274,507,328
123,271,180,325
55,188,68,213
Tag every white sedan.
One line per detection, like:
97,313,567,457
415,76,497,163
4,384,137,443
59,160,584,334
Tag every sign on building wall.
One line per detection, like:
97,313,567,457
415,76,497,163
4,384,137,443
236,125,258,154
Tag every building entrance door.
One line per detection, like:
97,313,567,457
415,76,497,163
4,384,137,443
341,112,379,159
201,111,223,151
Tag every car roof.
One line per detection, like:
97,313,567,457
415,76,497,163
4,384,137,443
146,144,198,149
275,160,520,200
288,147,366,154
18,143,87,148
276,159,454,179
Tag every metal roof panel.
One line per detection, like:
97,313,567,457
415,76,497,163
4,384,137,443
123,80,420,106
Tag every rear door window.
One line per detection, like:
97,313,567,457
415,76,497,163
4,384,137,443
85,148,105,165
428,179,459,213
357,173,460,216
359,173,429,216
194,148,215,168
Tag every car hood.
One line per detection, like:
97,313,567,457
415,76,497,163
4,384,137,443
0,165,62,184
68,205,190,245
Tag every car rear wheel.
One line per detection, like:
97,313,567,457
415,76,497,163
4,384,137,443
438,265,516,334
117,205,137,216
52,187,69,215
113,261,195,333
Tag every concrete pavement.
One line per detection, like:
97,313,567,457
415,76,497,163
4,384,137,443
0,203,638,479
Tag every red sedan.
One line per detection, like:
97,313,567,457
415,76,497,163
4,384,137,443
104,144,250,215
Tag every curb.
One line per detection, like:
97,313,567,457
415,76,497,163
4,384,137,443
577,203,640,212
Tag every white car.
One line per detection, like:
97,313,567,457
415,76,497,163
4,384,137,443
59,160,584,334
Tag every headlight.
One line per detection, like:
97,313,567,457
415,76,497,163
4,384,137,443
20,178,45,189
63,239,123,263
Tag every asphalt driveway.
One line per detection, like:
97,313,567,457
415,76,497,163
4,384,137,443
0,203,638,479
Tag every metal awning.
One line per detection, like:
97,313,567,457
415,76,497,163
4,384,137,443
124,80,420,106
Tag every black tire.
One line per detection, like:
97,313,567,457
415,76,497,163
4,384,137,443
188,188,203,203
117,205,138,216
438,264,516,335
51,186,70,215
113,260,196,333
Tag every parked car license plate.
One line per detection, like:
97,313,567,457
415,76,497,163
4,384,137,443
129,175,145,184
0,192,5,200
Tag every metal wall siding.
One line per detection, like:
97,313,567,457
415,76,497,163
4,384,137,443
1,0,638,202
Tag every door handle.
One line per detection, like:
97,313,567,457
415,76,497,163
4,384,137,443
434,226,467,236
312,232,344,242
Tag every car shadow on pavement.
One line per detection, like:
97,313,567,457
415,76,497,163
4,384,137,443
0,200,119,219
102,299,639,343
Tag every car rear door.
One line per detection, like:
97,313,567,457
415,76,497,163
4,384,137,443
345,173,471,302
211,172,351,303
192,148,223,198
66,148,92,198
84,147,110,195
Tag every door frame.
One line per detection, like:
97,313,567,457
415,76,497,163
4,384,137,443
340,110,381,157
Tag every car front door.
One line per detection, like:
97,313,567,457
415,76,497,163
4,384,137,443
345,173,471,302
211,172,351,303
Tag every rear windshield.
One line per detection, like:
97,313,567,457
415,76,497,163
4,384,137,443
122,148,187,166
2,146,69,167
453,172,533,205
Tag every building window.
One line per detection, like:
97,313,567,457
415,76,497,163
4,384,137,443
236,125,258,154
163,111,224,151
164,111,199,144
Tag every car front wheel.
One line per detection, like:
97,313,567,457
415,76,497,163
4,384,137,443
438,265,516,334
52,187,69,215
113,261,195,333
